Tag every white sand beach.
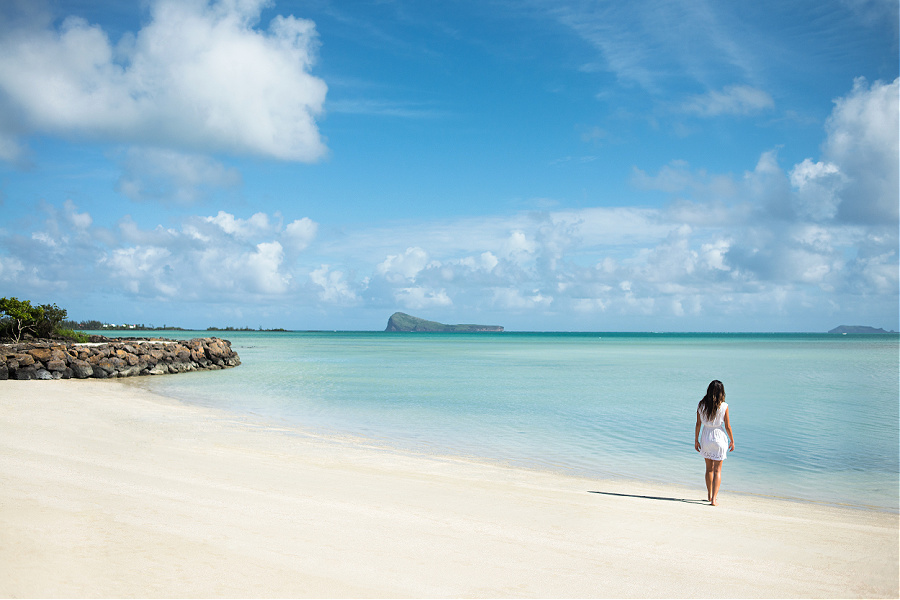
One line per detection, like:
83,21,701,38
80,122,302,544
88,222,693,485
1,379,897,598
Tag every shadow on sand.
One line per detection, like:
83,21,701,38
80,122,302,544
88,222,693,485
588,490,709,505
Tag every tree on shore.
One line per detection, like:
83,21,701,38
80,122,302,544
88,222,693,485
0,297,43,342
0,297,81,342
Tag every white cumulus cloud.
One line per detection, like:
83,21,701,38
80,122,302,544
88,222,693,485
310,265,359,304
789,159,845,221
492,288,553,310
2,204,319,301
242,241,289,294
0,0,327,162
63,199,93,230
394,287,452,310
377,247,430,282
502,231,536,263
283,217,318,251
823,77,899,223
206,210,271,238
453,251,499,273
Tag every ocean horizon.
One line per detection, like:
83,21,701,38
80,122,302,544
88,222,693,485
100,330,900,513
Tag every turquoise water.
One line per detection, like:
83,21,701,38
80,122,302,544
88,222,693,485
109,331,899,511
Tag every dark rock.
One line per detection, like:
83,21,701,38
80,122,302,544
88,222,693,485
207,339,231,358
13,353,35,367
70,360,94,379
28,348,53,362
14,365,37,380
46,359,67,372
118,365,142,377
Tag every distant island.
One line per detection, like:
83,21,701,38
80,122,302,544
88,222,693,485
385,312,504,333
828,325,896,334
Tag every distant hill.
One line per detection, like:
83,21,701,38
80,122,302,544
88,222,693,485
828,325,895,334
385,312,504,333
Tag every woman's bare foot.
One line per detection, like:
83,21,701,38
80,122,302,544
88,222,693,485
710,498,718,506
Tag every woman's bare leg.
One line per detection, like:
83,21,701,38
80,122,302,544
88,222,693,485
704,458,714,502
710,460,724,506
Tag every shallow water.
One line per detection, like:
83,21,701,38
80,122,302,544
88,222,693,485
112,330,899,511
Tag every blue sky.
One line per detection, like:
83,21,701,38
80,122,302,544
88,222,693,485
0,0,897,331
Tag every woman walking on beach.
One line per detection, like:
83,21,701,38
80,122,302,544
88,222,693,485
695,380,734,506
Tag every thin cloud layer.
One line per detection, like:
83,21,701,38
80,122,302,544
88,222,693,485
548,0,760,93
0,0,327,161
681,85,775,117
117,148,243,204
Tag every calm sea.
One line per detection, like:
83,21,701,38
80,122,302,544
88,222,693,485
105,331,899,512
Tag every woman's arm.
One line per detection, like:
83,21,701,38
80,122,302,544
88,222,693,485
694,411,702,452
724,407,735,452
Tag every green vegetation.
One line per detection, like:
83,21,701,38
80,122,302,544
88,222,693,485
385,312,504,333
54,328,91,343
0,297,89,342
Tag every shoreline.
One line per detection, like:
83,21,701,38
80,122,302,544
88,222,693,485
2,379,897,598
135,376,899,516
132,376,899,516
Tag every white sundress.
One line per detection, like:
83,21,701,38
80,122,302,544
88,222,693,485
699,402,729,461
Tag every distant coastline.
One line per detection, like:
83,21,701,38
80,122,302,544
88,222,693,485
56,319,897,336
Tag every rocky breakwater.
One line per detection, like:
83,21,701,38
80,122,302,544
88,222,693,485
0,337,240,381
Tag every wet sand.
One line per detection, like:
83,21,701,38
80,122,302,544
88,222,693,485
1,379,896,598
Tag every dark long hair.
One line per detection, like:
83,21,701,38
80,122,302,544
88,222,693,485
698,380,726,421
